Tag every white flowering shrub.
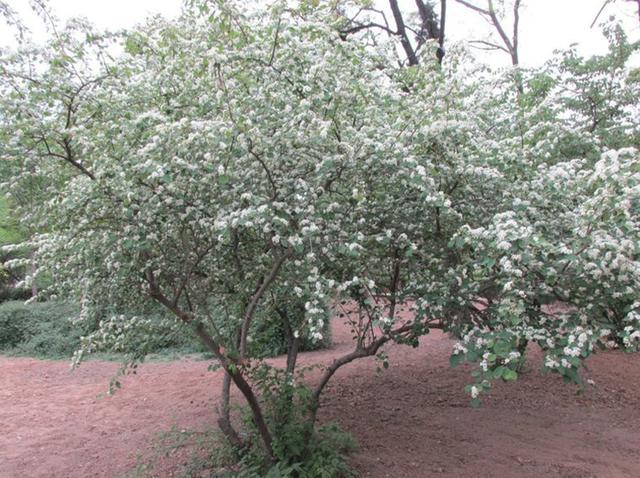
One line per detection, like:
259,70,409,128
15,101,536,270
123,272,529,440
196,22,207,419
1,0,639,472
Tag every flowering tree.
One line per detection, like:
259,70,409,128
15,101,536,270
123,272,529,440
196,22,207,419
1,0,639,473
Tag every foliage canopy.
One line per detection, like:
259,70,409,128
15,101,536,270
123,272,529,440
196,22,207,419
1,0,639,473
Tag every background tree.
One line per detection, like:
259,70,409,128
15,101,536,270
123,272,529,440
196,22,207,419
455,0,523,92
338,0,446,65
455,0,521,64
592,0,640,27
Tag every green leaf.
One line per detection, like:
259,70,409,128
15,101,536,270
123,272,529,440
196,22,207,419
493,340,511,356
492,366,506,379
481,257,496,268
125,36,141,55
450,354,464,367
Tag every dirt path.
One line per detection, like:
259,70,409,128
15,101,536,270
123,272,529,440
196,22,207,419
2,314,640,477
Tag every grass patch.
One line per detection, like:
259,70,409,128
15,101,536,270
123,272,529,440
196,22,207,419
127,426,241,478
127,422,358,478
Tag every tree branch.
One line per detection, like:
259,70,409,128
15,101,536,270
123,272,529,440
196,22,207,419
247,139,278,200
275,304,300,374
591,0,613,28
340,21,397,38
512,0,521,65
268,17,281,66
310,319,445,423
38,136,96,180
146,272,274,461
389,0,420,66
468,39,510,53
486,0,515,61
239,251,290,357
438,0,447,63
455,0,490,16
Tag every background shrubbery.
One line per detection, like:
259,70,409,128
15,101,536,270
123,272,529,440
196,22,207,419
0,198,30,302
0,300,331,360
248,311,332,359
0,301,85,357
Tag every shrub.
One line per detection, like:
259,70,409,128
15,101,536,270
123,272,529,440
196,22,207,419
2,0,639,473
0,301,84,357
0,286,31,303
0,299,330,360
248,309,332,359
0,301,200,358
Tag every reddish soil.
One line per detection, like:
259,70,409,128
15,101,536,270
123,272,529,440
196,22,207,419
2,312,640,478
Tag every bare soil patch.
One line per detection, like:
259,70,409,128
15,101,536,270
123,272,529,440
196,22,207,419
2,313,640,477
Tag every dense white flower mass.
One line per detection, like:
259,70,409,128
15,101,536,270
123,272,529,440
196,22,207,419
0,0,638,413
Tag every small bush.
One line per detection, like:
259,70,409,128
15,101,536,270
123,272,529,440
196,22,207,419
237,363,357,478
0,286,31,303
248,310,332,359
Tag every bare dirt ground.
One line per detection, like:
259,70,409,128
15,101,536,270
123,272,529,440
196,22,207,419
2,311,640,478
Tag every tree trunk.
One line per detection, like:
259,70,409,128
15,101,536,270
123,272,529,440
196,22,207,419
30,255,38,297
147,280,276,463
438,0,447,64
218,371,243,450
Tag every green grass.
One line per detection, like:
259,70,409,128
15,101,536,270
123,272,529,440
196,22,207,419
127,422,358,478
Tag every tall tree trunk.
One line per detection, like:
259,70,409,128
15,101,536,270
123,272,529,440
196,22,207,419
218,372,243,449
389,0,419,65
438,0,447,63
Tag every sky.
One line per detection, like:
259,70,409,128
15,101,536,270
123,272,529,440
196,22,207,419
447,0,639,66
1,0,639,67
